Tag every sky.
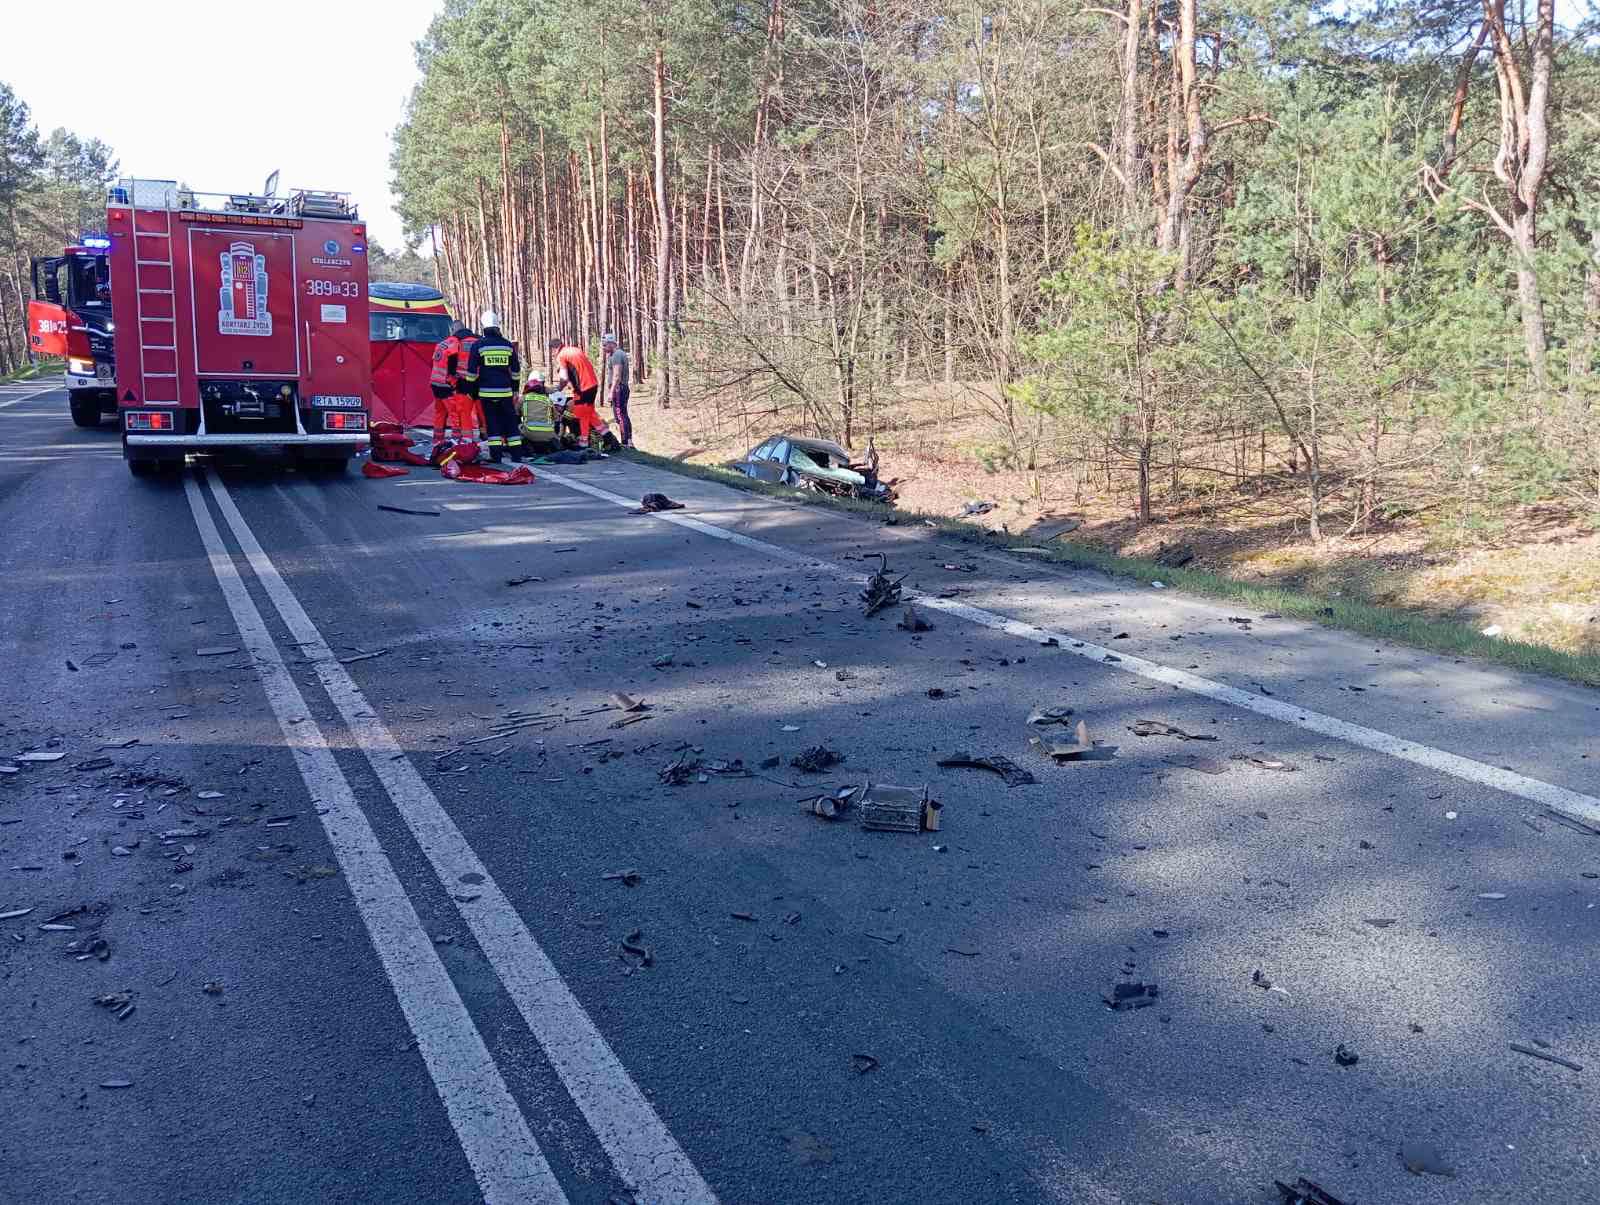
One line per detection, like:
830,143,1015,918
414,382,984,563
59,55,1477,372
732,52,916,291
2,0,442,251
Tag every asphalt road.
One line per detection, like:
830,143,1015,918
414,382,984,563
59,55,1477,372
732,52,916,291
3,382,1598,1205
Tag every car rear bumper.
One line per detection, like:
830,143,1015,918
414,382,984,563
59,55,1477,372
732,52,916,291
124,433,368,449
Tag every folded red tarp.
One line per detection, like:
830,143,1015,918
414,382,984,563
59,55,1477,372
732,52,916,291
441,461,536,485
362,461,410,479
370,421,433,466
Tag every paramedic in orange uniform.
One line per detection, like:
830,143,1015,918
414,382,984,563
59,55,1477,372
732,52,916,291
429,322,481,442
550,336,601,445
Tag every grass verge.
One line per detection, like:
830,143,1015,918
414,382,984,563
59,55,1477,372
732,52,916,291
0,358,59,384
620,447,1600,688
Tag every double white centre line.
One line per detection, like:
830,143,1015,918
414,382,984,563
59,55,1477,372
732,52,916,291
186,470,715,1204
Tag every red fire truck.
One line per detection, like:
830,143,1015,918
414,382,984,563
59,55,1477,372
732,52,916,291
26,237,117,427
106,177,371,476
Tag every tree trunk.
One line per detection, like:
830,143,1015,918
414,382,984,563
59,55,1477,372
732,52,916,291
1137,442,1151,524
1483,0,1554,389
652,37,672,408
1156,0,1205,284
1118,0,1143,218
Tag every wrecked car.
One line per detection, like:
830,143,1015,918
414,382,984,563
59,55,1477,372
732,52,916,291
725,435,896,503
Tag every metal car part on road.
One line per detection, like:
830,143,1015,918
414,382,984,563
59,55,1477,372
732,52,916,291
535,467,1600,831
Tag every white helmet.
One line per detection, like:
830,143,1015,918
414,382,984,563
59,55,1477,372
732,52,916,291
479,310,500,329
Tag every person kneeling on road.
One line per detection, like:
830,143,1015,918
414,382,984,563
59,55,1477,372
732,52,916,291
463,311,523,463
518,370,558,450
550,335,601,448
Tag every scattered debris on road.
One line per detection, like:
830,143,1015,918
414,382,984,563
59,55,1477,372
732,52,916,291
1274,1177,1347,1205
790,746,844,773
337,650,389,665
1103,981,1160,1011
377,504,442,517
601,869,643,887
1127,719,1217,741
195,646,240,657
1027,715,1094,761
620,929,654,968
1333,1043,1359,1067
93,991,135,1021
860,554,905,617
202,981,224,995
1232,753,1296,771
633,492,686,513
962,501,995,516
857,782,934,833
801,786,857,820
850,1053,879,1074
897,605,932,632
1251,969,1290,998
937,752,1037,787
1509,1042,1582,1072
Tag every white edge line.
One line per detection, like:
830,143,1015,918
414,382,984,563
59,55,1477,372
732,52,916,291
182,473,567,1205
538,468,1600,830
0,384,62,409
201,468,717,1205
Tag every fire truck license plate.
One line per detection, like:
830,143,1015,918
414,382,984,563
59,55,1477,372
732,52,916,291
311,395,363,407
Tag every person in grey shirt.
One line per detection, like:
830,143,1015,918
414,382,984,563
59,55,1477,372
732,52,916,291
602,332,632,447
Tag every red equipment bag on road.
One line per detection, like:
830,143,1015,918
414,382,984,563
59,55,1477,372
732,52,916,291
441,461,536,485
431,438,481,467
362,461,410,479
370,421,432,466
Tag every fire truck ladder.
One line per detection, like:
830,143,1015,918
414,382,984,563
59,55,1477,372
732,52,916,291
128,187,181,416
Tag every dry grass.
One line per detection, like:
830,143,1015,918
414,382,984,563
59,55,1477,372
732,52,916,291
627,382,1600,659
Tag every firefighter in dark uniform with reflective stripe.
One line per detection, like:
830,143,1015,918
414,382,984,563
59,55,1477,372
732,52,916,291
460,310,522,462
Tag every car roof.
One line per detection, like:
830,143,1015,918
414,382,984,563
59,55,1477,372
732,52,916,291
780,435,854,460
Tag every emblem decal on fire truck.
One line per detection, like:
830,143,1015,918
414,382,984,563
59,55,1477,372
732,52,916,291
217,241,272,336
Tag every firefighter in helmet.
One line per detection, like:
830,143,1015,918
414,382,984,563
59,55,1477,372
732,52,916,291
461,311,522,463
